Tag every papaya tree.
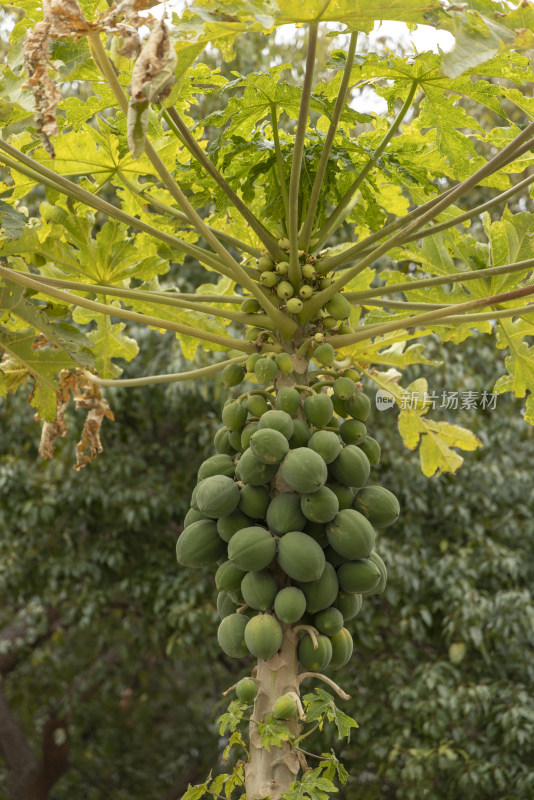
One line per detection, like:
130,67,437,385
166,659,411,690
1,0,533,797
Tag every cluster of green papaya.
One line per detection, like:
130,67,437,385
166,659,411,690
176,359,399,677
243,244,352,338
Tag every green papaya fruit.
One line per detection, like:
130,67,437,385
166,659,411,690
197,454,236,482
217,590,238,619
176,519,226,568
236,677,258,702
330,445,370,489
184,508,207,527
353,485,400,527
266,492,306,534
298,633,332,671
217,613,248,658
273,694,298,720
344,392,371,422
241,422,259,451
222,402,248,432
228,526,276,571
337,559,381,594
275,387,302,415
237,449,278,486
314,607,344,636
257,410,294,439
274,587,307,623
257,255,275,270
327,484,354,510
244,614,283,660
250,428,290,465
329,627,353,670
228,428,244,451
301,486,339,523
303,393,334,428
313,343,335,366
324,546,347,568
326,509,375,560
222,363,245,388
215,561,246,592
333,377,355,400
281,448,327,494
241,297,262,312
368,551,387,593
278,531,325,582
217,509,251,542
214,427,236,456
196,475,241,518
299,562,339,614
339,419,367,446
241,570,278,610
275,353,294,374
255,357,278,384
358,436,381,466
246,395,271,418
307,430,341,464
288,418,311,448
333,591,362,621
325,293,351,320
239,485,271,519
303,520,328,548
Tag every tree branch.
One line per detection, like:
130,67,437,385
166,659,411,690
271,104,290,224
83,355,248,388
288,23,318,286
0,266,255,353
164,108,283,259
299,31,358,251
315,79,418,248
297,672,351,700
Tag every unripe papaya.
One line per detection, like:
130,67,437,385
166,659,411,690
241,297,262,313
176,519,226,568
241,423,259,451
329,627,353,670
325,293,351,320
274,587,306,623
254,357,278,385
275,352,294,374
184,508,207,527
299,562,339,614
278,531,326,582
237,449,278,486
246,395,271,418
250,428,289,465
326,509,375,560
278,237,290,250
273,694,298,720
288,419,311,448
344,392,371,421
276,281,294,300
333,377,356,400
266,492,306,535
245,327,265,342
196,475,241,519
333,591,362,621
244,614,283,660
246,353,262,373
368,550,387,593
217,509,251,542
332,395,348,419
301,486,339,524
314,607,344,636
324,546,346,568
236,677,259,702
337,559,381,594
313,343,335,366
217,591,238,619
281,448,327,494
197,454,236,482
228,428,244,451
241,570,278,610
322,316,337,330
222,363,245,388
275,387,301,415
217,613,248,658
299,285,313,299
358,435,381,465
303,520,328,548
330,445,370,489
301,263,316,280
222,402,247,432
354,485,400,527
327,483,354,510
307,430,341,464
276,260,289,274
258,410,294,440
298,633,332,671
339,419,367,445
260,271,280,287
258,255,275,271
304,393,334,428
239,485,270,519
215,561,246,592
214,427,236,456
286,297,303,314
228,526,276,571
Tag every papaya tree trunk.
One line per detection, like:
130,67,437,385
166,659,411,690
245,625,302,799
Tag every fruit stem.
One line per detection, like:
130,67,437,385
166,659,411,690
293,626,319,649
297,672,351,700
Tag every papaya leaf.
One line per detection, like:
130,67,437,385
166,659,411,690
256,716,293,751
70,309,139,379
181,777,211,800
440,9,514,79
366,372,482,478
282,768,338,800
494,318,534,402
317,752,349,785
343,335,442,369
218,699,248,736
303,689,358,741
0,201,27,240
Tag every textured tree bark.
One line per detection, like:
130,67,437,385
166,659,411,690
245,625,303,800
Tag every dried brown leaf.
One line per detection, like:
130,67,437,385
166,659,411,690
127,20,177,157
23,21,62,157
73,379,114,471
43,0,89,37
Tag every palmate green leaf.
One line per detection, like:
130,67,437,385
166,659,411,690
257,716,293,751
0,326,80,420
366,372,482,477
218,699,248,736
181,777,211,800
0,202,27,240
303,689,358,741
481,210,534,295
340,333,442,369
494,318,534,402
71,307,138,380
316,752,349,785
282,768,338,800
440,7,514,79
